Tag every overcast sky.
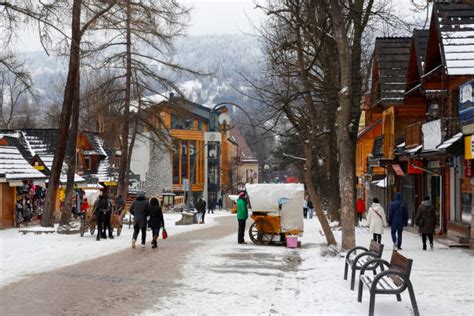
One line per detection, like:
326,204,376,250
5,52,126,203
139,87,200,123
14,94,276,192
15,0,426,52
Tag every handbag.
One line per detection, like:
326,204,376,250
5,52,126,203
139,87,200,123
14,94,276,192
162,228,168,240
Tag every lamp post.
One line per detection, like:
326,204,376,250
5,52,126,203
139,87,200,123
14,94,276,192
208,102,258,203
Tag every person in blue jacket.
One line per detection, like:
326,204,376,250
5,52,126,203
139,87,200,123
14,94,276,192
388,192,408,250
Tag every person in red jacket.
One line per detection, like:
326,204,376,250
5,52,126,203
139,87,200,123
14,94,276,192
356,197,366,225
81,198,90,213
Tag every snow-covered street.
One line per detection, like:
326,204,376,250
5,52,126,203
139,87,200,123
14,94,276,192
144,217,474,316
1,211,472,315
0,211,229,287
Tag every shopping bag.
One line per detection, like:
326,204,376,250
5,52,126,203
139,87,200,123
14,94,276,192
162,228,168,240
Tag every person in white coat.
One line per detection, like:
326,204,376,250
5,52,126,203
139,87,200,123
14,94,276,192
366,197,387,244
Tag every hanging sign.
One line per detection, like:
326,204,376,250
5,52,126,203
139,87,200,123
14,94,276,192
465,159,473,178
465,135,474,160
408,159,424,174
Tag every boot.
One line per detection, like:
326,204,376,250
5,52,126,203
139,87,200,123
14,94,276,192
423,244,427,251
132,239,136,249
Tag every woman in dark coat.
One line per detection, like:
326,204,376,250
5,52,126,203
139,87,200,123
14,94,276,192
416,196,436,250
148,197,164,249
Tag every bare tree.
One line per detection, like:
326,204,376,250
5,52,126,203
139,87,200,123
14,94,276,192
86,0,200,198
0,67,31,128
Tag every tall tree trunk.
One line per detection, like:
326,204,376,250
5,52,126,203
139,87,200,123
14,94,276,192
42,0,82,227
304,144,337,245
60,70,80,226
117,0,132,198
330,0,356,250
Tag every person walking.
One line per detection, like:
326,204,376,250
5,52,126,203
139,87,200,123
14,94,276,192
303,196,308,219
129,192,151,249
366,198,387,244
416,196,436,250
307,198,314,219
388,192,408,250
196,197,207,224
356,197,366,225
217,197,223,210
208,199,215,214
148,197,164,249
237,191,248,244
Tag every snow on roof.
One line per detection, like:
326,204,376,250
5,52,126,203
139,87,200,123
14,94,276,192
0,146,46,180
437,132,463,150
92,158,117,182
435,3,474,76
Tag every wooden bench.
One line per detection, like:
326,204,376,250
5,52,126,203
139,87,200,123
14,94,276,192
357,250,419,316
344,240,384,290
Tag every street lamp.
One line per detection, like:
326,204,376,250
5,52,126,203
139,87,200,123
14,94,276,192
208,102,258,202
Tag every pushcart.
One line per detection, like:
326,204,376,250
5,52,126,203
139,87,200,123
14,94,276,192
246,183,304,245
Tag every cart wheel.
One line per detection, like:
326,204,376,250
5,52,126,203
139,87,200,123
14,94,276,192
90,226,95,236
249,219,274,245
117,226,122,237
79,218,86,237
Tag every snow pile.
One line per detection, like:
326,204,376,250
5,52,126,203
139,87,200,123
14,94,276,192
0,211,231,287
143,218,474,315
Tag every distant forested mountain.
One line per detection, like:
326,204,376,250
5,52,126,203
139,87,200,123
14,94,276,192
19,34,263,109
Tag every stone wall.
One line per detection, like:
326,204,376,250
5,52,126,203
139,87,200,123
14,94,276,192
145,138,172,196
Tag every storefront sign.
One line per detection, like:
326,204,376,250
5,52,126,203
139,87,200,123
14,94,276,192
392,164,405,176
408,159,423,174
422,119,442,150
465,135,474,160
465,159,473,178
104,181,117,186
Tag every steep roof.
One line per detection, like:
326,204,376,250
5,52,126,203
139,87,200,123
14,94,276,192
372,37,412,107
405,29,430,95
413,29,430,75
427,2,474,75
0,135,46,181
229,127,257,162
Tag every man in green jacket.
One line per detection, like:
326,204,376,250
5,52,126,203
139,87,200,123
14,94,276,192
237,191,248,244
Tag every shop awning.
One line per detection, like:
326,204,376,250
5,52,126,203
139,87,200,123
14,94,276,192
372,178,387,188
392,164,405,176
437,132,463,150
405,144,422,154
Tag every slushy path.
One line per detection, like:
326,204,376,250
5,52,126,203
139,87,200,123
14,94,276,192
0,216,237,315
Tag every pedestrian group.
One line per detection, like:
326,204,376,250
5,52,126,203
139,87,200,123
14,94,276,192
359,192,436,251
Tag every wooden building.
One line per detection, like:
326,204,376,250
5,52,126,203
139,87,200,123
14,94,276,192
0,133,46,228
130,95,233,205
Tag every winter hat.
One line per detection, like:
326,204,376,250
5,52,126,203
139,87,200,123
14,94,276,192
239,192,246,198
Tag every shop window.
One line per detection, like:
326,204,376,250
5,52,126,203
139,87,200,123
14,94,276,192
171,113,193,130
84,157,92,170
173,142,180,184
198,120,203,131
182,142,189,180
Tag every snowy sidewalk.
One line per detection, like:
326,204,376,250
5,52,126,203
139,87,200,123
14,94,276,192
0,211,232,287
144,218,474,316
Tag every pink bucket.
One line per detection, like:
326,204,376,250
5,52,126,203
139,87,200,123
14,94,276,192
286,235,298,248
